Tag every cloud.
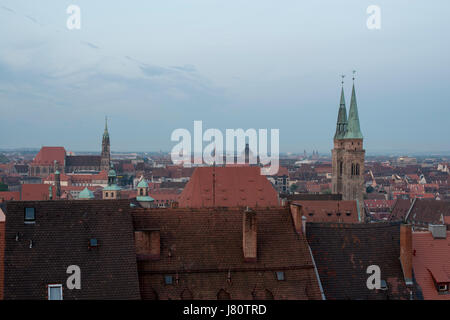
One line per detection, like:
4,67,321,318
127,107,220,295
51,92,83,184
81,41,100,50
1,6,15,14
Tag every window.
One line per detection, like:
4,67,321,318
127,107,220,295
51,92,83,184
438,284,448,292
105,192,109,198
48,284,63,300
380,280,388,291
24,207,35,223
276,271,285,281
89,238,98,248
164,275,173,285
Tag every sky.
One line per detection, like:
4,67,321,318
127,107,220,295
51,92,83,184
0,0,449,154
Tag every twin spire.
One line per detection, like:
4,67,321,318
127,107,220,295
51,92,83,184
334,73,363,140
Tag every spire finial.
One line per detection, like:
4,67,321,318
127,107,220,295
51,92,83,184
352,70,356,82
341,74,345,87
105,115,108,131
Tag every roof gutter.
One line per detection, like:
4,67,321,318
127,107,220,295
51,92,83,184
308,245,326,300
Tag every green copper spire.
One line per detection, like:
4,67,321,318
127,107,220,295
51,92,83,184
334,80,348,140
344,82,363,140
103,116,109,139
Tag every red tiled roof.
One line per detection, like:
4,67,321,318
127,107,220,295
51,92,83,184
293,200,360,223
364,199,396,210
0,191,20,202
413,231,450,300
43,173,70,182
21,184,56,201
178,166,279,208
32,147,66,165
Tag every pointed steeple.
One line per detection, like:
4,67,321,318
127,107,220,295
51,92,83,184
334,78,348,140
344,81,363,140
103,116,109,140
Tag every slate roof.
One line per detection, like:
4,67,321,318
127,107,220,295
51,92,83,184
413,231,450,300
389,199,414,221
65,155,101,167
178,166,279,208
131,206,322,300
3,200,140,300
406,199,450,225
306,221,421,300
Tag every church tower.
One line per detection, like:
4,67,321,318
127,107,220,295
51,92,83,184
332,74,365,220
100,117,111,172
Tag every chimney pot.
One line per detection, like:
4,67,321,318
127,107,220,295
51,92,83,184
428,224,447,239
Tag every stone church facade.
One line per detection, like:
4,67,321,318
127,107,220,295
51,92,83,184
29,119,111,177
331,81,365,219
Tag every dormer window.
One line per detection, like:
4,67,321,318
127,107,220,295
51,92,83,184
89,238,98,248
438,284,448,293
48,284,63,300
380,280,388,291
24,207,35,224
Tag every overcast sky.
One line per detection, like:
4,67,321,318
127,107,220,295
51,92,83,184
0,0,449,154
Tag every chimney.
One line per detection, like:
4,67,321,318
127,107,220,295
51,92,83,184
135,229,160,260
428,224,447,239
243,207,257,262
290,204,303,234
400,224,413,285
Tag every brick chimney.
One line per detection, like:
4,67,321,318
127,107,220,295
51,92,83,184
135,229,160,260
400,224,413,285
290,204,303,234
243,207,257,262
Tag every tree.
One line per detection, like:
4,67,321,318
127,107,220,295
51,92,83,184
289,184,298,193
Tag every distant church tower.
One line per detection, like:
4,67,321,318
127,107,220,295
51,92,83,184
332,74,365,220
101,117,111,172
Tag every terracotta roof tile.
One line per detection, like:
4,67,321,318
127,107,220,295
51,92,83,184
178,167,279,208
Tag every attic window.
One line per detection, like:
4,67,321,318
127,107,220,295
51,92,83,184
336,212,341,217
48,284,63,300
438,284,448,293
276,271,285,281
24,207,35,224
89,238,98,248
380,280,388,291
346,211,351,216
164,275,173,285
308,213,314,216
327,212,332,216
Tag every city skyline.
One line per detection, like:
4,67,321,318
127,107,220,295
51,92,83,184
1,1,449,154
